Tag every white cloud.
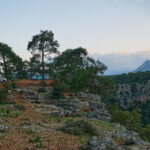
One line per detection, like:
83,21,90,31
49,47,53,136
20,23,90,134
90,50,150,75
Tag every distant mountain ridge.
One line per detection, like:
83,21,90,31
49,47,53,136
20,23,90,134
134,60,150,73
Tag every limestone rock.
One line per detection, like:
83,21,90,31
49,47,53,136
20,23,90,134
0,124,9,132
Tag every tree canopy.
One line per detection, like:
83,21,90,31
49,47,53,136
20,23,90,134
27,30,60,85
50,47,115,98
0,42,23,80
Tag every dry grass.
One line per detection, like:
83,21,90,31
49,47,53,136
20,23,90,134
0,80,53,88
0,81,83,150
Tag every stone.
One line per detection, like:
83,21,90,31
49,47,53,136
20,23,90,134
0,124,9,132
35,104,65,117
15,88,45,103
88,137,98,147
82,126,150,150
48,92,111,121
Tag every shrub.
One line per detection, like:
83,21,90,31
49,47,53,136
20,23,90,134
37,88,47,93
0,108,21,118
0,107,10,114
65,118,75,124
51,85,65,99
29,136,41,143
108,103,150,142
13,111,21,117
4,82,12,92
11,81,16,89
29,136,46,148
36,141,46,148
60,120,98,136
51,79,69,99
0,90,7,104
140,124,150,142
113,137,134,146
108,102,119,114
109,103,142,132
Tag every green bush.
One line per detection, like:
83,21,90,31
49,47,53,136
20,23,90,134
4,82,12,92
109,103,142,132
0,108,21,118
109,103,150,142
60,120,98,136
11,81,16,89
51,85,65,99
113,137,134,146
140,124,150,142
36,141,46,148
0,90,7,104
29,136,46,148
29,136,41,143
37,88,47,93
0,107,10,114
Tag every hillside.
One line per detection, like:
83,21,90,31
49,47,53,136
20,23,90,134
134,60,150,73
0,80,149,150
111,71,150,84
110,72,150,108
110,71,150,126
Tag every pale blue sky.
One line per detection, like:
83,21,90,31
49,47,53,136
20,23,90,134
0,0,150,74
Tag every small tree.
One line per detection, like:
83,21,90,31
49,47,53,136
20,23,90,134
28,54,41,79
21,60,30,79
0,42,23,80
140,124,150,142
50,47,115,98
27,30,59,85
0,43,12,80
109,103,142,132
10,55,24,79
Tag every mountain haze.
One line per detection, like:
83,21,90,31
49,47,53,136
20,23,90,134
134,60,150,72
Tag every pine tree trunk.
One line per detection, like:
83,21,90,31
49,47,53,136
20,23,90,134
2,52,8,81
41,49,46,86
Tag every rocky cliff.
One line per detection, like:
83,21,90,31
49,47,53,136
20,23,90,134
114,80,150,109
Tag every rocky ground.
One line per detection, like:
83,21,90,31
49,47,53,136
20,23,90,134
0,80,149,150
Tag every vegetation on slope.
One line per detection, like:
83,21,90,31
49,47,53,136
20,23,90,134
110,71,150,84
1,29,150,148
109,102,150,142
109,71,150,128
50,47,115,99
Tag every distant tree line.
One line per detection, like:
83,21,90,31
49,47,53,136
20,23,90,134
110,71,150,84
109,71,150,141
109,103,150,142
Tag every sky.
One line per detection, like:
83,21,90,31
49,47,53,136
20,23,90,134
0,0,150,75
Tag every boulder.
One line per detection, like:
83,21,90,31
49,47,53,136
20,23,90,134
0,124,9,132
49,93,111,121
82,125,150,150
50,98,90,113
15,88,44,103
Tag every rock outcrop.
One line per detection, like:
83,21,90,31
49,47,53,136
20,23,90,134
15,88,44,103
82,124,150,150
114,81,150,109
49,92,111,121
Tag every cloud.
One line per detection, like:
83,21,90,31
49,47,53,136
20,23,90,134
90,50,150,75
